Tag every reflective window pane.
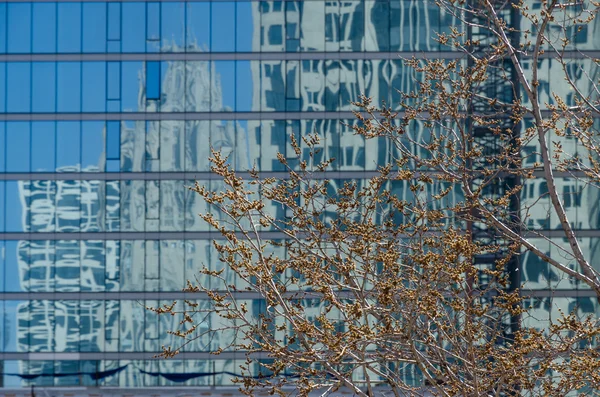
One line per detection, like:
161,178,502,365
32,63,56,113
0,4,6,54
57,63,81,112
83,3,107,53
57,3,82,53
7,3,31,53
31,122,56,172
6,122,30,172
56,122,81,170
32,3,57,53
161,2,184,50
186,3,210,51
211,2,235,52
82,62,106,112
122,3,145,52
7,63,31,113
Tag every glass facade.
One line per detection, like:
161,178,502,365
0,0,598,390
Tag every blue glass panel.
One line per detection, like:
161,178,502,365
57,62,81,112
213,61,235,111
147,2,161,51
57,122,81,169
211,2,235,52
107,40,121,53
340,1,364,52
5,182,25,232
106,159,120,172
186,3,210,51
236,61,253,111
107,62,121,100
7,63,31,113
0,64,4,112
32,3,57,53
161,2,184,50
0,184,4,231
0,4,6,53
83,3,107,52
82,122,105,172
0,123,4,172
7,3,31,53
0,241,4,291
107,3,121,41
159,61,174,111
106,121,120,160
303,2,325,52
285,1,301,52
121,62,143,112
184,61,210,112
57,3,82,53
146,61,161,100
31,122,56,172
367,0,390,51
122,3,146,52
6,122,30,172
236,2,253,52
4,304,26,352
32,63,56,113
82,62,106,112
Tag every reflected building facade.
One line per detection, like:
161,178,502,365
0,0,599,391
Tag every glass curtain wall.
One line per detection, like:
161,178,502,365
0,0,598,389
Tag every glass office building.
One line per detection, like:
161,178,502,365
0,0,598,391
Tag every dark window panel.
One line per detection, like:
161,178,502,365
32,3,57,53
145,61,161,101
57,3,82,53
106,121,121,161
83,3,107,53
7,3,31,53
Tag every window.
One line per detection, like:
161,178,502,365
146,62,161,100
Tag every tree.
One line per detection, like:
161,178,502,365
150,0,600,395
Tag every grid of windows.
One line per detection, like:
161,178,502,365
0,0,599,390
